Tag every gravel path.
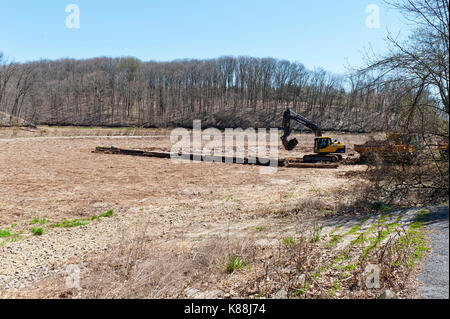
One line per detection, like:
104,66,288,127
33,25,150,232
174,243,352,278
417,206,449,299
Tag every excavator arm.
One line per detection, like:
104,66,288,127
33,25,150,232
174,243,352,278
281,108,322,151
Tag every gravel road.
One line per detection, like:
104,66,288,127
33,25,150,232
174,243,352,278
416,206,449,299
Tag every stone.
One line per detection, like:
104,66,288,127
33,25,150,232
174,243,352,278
377,290,399,299
273,288,287,299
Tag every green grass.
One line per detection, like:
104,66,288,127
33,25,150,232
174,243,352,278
377,214,390,224
312,229,321,243
38,209,115,229
0,228,23,247
333,248,351,264
294,282,310,296
0,229,12,238
3,209,115,243
50,219,90,228
311,271,321,280
98,209,114,218
360,236,381,261
329,225,342,235
311,266,327,280
311,225,323,243
256,227,265,232
408,221,423,229
31,227,44,236
382,206,392,212
91,209,115,220
332,281,342,291
282,236,295,246
387,222,402,231
327,235,340,246
226,255,245,274
395,211,431,267
30,218,49,225
339,272,351,279
359,226,394,261
409,209,430,229
325,281,342,298
220,195,234,201
344,225,360,235
409,243,430,267
358,209,431,267
393,229,430,268
344,264,356,271
351,233,366,245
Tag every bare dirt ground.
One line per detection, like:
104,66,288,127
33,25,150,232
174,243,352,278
0,127,434,299
0,127,366,228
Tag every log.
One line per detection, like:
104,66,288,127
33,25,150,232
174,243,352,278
284,162,339,169
93,147,284,167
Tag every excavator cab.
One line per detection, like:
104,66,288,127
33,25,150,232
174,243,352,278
314,137,346,154
315,137,331,151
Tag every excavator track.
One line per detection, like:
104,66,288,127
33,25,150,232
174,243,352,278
303,154,341,163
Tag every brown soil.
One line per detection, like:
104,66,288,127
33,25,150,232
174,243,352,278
0,129,367,228
3,127,408,299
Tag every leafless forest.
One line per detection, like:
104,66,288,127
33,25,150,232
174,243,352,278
0,53,445,132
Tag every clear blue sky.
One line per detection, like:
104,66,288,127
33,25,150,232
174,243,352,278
0,0,411,74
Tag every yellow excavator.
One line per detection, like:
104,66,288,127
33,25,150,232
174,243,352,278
281,108,346,163
354,133,418,163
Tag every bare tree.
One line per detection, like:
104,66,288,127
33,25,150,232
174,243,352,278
359,0,449,203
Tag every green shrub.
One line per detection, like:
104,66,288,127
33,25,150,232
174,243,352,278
31,227,44,236
99,209,114,218
226,255,244,274
51,219,89,228
0,229,11,238
282,236,295,246
370,201,390,211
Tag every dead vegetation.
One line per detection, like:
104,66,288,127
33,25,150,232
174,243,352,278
0,128,443,300
5,202,431,300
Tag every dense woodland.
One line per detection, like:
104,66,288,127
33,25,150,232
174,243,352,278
0,54,444,132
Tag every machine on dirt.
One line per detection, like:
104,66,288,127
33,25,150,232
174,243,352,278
281,108,346,163
354,133,419,163
438,142,449,160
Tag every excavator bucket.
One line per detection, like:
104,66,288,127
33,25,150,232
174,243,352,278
282,138,299,151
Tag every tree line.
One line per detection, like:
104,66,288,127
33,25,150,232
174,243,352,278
1,53,444,132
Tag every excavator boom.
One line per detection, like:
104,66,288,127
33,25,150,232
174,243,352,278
282,109,321,150
280,108,346,163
